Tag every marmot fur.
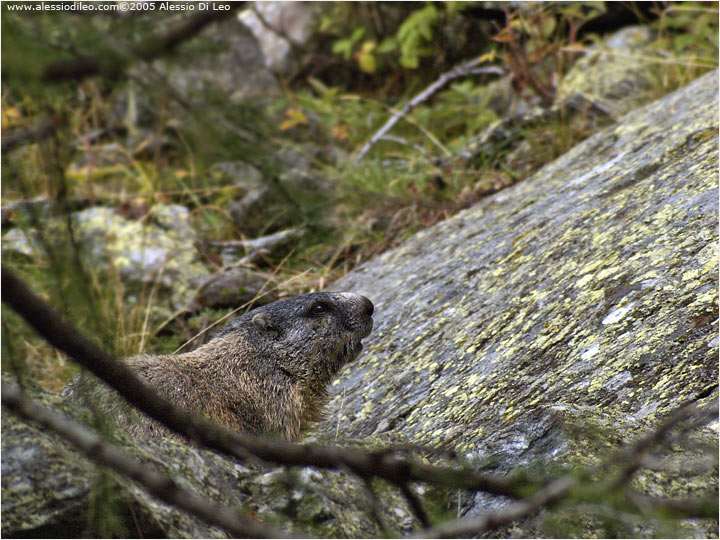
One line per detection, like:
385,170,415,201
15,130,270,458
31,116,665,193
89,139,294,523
72,292,373,441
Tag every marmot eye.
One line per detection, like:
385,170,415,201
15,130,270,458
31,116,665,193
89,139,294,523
309,301,329,316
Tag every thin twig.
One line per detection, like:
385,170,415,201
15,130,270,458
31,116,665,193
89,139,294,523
44,2,244,81
2,115,65,153
361,477,392,537
608,402,717,491
138,258,166,354
248,3,304,60
399,482,431,528
625,491,719,519
411,474,575,539
353,61,503,163
410,399,717,538
377,135,434,160
1,381,293,539
0,267,532,499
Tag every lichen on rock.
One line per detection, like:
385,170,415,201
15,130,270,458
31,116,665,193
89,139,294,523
2,204,211,315
326,70,718,536
2,70,718,538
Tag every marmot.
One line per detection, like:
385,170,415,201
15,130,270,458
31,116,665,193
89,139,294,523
71,292,373,441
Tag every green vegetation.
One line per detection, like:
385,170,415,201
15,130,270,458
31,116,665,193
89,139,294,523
2,1,717,396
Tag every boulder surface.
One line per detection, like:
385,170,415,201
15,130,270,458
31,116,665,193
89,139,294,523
325,69,718,534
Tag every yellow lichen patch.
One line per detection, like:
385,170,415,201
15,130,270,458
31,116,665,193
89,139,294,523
695,289,716,304
587,377,605,394
454,334,468,347
596,265,624,280
443,385,460,397
576,274,594,288
357,401,375,420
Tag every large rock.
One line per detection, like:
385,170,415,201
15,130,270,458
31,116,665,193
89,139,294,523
2,72,717,538
463,26,670,170
240,2,319,74
2,204,211,315
1,376,419,538
326,70,718,535
148,16,279,103
110,15,279,147
556,26,660,120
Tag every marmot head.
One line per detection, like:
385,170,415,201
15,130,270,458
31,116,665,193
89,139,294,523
221,292,374,386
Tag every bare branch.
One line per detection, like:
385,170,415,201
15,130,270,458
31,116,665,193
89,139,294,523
353,60,504,163
248,3,304,57
625,492,719,519
1,115,65,153
44,2,244,81
410,475,575,538
0,266,532,498
399,482,431,529
361,477,392,537
1,381,292,539
608,401,718,491
3,269,716,538
410,399,718,538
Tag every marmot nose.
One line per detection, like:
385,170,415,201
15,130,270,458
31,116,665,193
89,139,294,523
360,295,374,317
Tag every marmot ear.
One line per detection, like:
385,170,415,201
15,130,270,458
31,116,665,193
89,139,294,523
252,312,278,335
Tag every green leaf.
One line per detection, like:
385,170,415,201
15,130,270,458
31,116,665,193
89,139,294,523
357,51,376,73
541,17,556,38
332,38,353,60
350,26,366,43
444,1,472,15
673,33,697,52
449,80,474,95
357,40,377,73
400,54,419,69
332,27,366,60
376,37,398,54
307,77,330,96
397,4,438,41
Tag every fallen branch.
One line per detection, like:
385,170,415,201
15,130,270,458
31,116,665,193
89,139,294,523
1,381,292,539
352,60,503,163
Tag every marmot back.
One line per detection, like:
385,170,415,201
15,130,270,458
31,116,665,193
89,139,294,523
71,292,373,441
